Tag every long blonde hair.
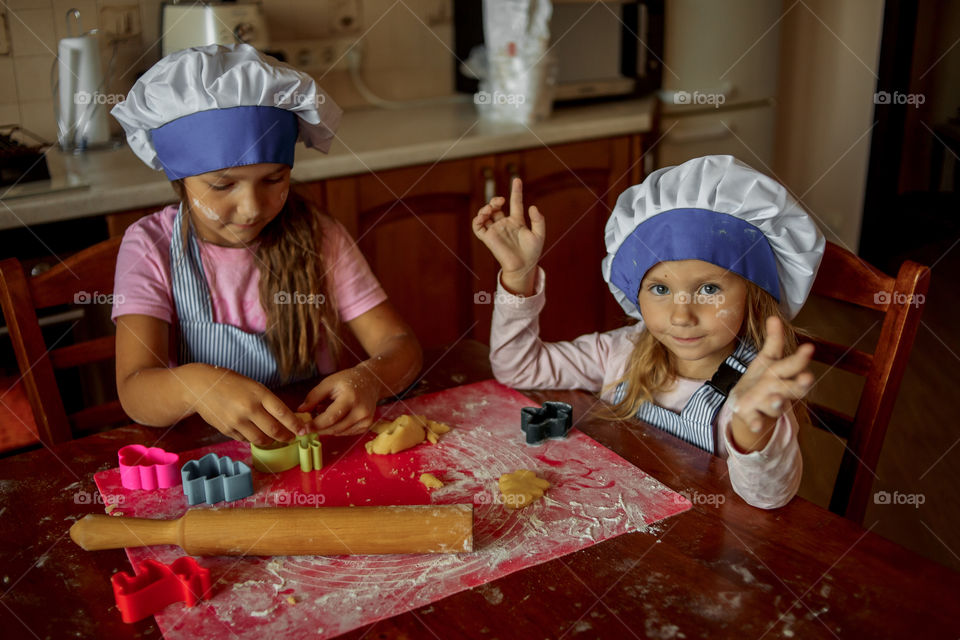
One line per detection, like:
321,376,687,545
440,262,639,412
172,181,341,382
605,280,807,423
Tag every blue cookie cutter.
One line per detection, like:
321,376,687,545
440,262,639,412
521,401,573,445
181,452,254,505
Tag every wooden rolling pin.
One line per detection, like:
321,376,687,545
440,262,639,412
70,505,473,556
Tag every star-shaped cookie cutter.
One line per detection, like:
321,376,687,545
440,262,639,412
520,401,573,445
249,432,323,473
181,452,253,505
112,556,211,623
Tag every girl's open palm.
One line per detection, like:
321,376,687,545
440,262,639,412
728,316,815,450
472,178,545,278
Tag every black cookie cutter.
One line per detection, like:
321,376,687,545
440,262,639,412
520,401,573,445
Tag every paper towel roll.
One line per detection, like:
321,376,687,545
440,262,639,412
57,34,110,149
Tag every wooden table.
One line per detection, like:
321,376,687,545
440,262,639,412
1,340,958,638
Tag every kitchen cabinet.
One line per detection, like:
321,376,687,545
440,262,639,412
325,157,486,354
326,135,640,351
487,137,635,342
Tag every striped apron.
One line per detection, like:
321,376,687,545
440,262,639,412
170,205,312,388
614,339,758,454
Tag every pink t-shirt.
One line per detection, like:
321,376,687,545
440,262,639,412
112,205,387,371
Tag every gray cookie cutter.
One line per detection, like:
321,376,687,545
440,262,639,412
181,452,254,505
521,401,573,445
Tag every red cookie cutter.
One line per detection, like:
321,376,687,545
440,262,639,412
112,557,212,623
118,444,180,490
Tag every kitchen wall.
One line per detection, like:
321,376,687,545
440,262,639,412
773,0,885,252
0,0,456,143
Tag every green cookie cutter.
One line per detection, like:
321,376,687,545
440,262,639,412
250,433,323,473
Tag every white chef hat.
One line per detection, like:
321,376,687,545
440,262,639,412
111,43,342,180
601,155,824,320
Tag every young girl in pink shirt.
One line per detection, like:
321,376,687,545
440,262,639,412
110,44,421,446
473,155,824,508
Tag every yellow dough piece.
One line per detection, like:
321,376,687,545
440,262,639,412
366,415,454,454
420,473,444,489
294,412,312,423
498,469,550,510
365,415,426,454
424,418,451,444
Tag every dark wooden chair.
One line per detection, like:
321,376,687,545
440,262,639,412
802,241,931,523
0,237,127,447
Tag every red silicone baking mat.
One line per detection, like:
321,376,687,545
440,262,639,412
94,380,690,637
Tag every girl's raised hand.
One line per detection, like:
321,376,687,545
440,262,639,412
728,316,815,452
190,366,303,446
471,178,545,296
298,366,381,436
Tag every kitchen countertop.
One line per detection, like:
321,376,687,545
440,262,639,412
0,96,657,231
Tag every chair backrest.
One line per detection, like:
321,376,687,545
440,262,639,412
803,241,930,523
0,236,125,447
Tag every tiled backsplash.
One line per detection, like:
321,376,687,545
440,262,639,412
1,0,455,143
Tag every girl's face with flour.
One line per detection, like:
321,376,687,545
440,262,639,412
637,259,748,379
182,162,291,248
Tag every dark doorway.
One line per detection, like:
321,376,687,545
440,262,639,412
859,0,960,274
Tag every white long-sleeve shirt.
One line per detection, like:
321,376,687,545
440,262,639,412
489,268,802,509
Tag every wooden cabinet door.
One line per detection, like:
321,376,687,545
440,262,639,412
325,157,491,352
471,137,635,343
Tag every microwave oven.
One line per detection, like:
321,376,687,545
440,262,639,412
453,0,663,102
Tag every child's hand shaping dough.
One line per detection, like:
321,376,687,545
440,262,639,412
190,367,302,446
472,178,545,297
298,366,382,436
728,316,815,452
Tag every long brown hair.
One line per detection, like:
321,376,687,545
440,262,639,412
604,280,808,425
171,181,341,382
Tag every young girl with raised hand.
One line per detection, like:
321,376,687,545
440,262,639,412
473,155,824,508
110,44,421,446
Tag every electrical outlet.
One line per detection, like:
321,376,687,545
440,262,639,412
99,5,141,39
330,0,361,34
0,12,10,56
273,39,358,73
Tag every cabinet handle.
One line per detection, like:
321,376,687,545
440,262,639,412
483,167,495,202
506,163,521,185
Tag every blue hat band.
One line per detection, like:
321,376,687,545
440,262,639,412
610,208,781,309
151,106,299,180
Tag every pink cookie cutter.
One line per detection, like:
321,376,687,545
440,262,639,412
118,444,181,490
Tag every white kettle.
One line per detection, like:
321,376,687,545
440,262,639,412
55,9,111,151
